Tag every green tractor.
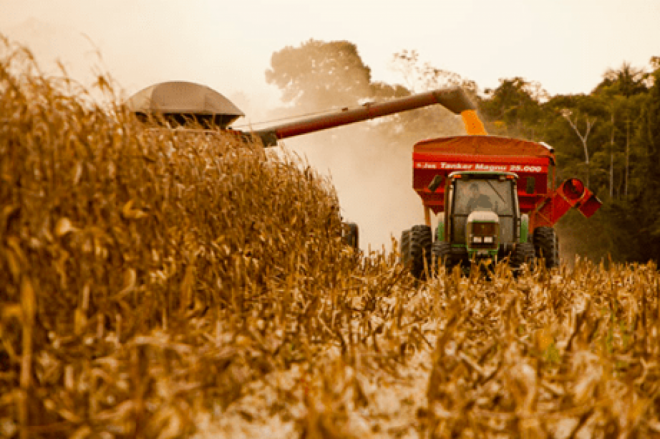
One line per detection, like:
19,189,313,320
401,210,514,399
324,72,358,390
430,171,535,274
401,171,535,278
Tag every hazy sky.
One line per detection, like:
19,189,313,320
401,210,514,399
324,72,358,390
1,0,659,121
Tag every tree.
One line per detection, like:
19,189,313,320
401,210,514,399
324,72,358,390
634,66,660,259
479,77,545,139
391,50,476,94
597,62,649,98
561,109,596,187
477,59,659,263
266,39,373,113
593,62,650,198
386,50,470,140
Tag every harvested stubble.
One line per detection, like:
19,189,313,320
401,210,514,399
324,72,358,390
2,43,660,439
424,261,660,438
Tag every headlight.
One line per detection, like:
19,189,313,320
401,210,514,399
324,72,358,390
472,236,483,243
483,236,494,243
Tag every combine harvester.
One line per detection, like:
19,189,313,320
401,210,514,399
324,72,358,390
126,81,602,275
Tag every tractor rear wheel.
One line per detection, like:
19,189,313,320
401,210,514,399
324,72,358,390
400,225,433,279
533,227,559,269
511,242,536,272
432,241,452,274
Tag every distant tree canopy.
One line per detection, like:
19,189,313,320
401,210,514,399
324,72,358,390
476,62,660,262
266,39,660,263
479,77,546,139
391,49,477,94
266,39,373,112
265,40,465,141
478,62,660,262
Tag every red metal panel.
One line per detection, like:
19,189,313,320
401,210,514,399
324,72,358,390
531,178,603,228
411,135,602,228
414,135,555,162
412,136,554,214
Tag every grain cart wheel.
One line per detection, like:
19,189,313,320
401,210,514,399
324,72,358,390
342,222,359,250
409,225,433,279
533,226,559,269
432,241,452,275
510,242,536,273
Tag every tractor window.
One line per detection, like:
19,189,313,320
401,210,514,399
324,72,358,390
451,178,516,243
454,179,514,216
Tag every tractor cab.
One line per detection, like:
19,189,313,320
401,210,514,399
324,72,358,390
433,171,529,268
440,171,526,265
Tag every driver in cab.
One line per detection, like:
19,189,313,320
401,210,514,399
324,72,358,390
466,183,492,211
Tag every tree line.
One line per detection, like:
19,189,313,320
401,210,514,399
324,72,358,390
266,39,660,263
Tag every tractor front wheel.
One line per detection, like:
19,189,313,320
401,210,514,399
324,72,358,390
432,241,452,274
342,222,359,250
511,242,536,273
411,225,433,279
400,229,411,266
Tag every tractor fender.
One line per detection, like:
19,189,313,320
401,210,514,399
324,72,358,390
519,214,530,243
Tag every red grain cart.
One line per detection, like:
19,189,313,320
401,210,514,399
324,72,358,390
400,134,602,278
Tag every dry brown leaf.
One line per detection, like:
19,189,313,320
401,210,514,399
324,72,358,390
122,199,148,220
54,217,76,237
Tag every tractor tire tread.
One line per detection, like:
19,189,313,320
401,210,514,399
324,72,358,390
533,227,559,269
409,225,433,279
511,242,536,271
432,241,452,274
400,229,411,267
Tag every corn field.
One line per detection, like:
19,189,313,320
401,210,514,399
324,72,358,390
2,42,660,439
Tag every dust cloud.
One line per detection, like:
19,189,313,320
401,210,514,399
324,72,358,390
278,111,464,253
259,45,467,252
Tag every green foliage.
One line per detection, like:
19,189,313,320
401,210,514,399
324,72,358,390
480,59,660,263
595,61,650,98
479,77,546,139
